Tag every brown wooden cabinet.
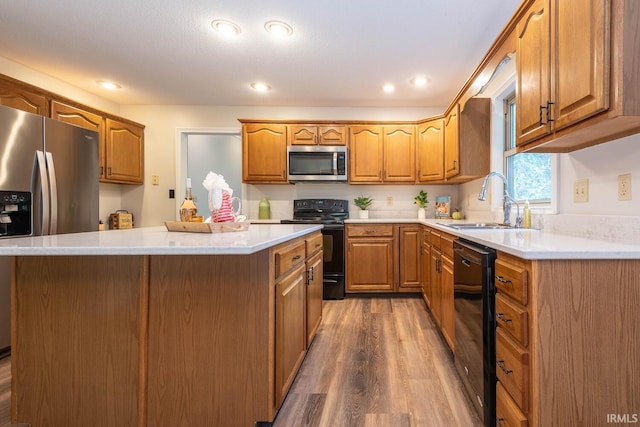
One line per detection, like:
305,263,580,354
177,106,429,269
517,0,640,153
242,123,288,183
348,125,384,183
305,233,324,345
289,124,346,145
0,77,49,116
420,226,432,306
398,225,421,291
349,125,416,183
417,118,445,182
346,224,395,292
424,227,455,350
383,125,416,182
444,105,460,179
104,118,144,184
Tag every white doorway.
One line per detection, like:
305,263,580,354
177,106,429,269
176,128,242,219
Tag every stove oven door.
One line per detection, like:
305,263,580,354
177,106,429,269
321,225,345,299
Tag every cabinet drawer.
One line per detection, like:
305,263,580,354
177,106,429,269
496,293,529,347
495,258,529,305
440,233,454,259
496,381,528,427
347,224,394,237
429,230,441,248
305,233,323,256
496,327,529,413
421,227,430,244
274,241,306,279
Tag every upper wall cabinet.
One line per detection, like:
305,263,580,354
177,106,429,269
104,119,145,184
52,101,145,185
288,125,346,145
417,119,445,182
518,0,640,152
242,124,288,184
0,78,49,116
444,105,460,179
349,125,416,183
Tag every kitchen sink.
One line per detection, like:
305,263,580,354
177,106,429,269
438,222,515,230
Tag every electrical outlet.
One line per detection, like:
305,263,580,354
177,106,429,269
386,196,393,206
618,173,632,201
573,179,589,202
152,175,159,185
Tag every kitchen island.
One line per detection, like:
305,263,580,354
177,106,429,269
0,224,322,427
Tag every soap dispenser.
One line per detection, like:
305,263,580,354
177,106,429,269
258,197,271,219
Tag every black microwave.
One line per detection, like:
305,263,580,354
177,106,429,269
287,146,348,182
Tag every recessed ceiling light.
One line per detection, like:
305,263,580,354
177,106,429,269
411,76,428,87
250,82,272,92
211,19,241,36
264,20,293,37
383,84,395,93
97,80,121,90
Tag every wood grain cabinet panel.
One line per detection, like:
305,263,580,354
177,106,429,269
417,119,444,182
289,124,346,145
50,100,106,179
496,326,530,414
383,125,416,182
0,78,49,115
105,118,144,184
398,225,421,291
349,125,384,183
306,250,323,345
444,105,460,179
242,124,288,183
496,382,528,427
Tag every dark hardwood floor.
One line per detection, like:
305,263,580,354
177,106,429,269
0,296,481,427
274,296,481,427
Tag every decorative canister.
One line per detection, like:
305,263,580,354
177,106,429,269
258,197,271,219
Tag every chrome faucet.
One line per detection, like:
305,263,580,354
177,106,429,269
478,171,522,227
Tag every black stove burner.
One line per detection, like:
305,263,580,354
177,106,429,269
282,198,349,225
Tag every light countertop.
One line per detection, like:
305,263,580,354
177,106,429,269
346,218,640,260
0,224,322,256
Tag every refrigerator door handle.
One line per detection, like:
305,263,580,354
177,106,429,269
35,150,51,235
45,151,58,235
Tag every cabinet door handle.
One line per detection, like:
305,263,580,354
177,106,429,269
306,266,314,284
539,104,545,126
497,418,505,427
546,100,555,122
99,166,104,177
496,360,513,375
107,167,112,177
496,275,513,287
497,313,512,323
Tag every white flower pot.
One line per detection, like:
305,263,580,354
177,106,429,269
359,209,369,219
417,208,426,219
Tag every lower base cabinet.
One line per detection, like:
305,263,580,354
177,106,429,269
275,264,307,409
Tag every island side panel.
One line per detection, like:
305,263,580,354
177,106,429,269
535,259,640,426
146,251,272,427
12,255,146,427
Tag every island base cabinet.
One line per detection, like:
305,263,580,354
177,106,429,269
11,256,145,427
146,254,273,427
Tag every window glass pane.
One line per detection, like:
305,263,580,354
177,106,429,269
507,152,552,202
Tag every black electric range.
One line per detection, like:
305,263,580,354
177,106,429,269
281,199,348,299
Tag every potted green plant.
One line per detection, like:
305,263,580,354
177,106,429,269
354,195,373,219
414,190,429,219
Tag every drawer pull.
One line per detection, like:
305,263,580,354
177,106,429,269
365,229,375,234
497,418,505,427
497,313,512,323
496,360,513,375
496,275,513,287
292,255,302,261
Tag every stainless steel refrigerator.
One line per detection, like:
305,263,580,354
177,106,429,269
0,104,99,357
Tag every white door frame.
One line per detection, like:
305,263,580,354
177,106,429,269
174,127,242,220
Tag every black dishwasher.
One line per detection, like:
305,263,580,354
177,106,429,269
453,238,496,427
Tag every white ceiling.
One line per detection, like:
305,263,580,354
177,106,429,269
0,0,521,108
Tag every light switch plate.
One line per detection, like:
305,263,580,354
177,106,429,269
573,178,589,202
152,175,160,185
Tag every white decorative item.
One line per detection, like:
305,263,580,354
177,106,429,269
418,208,426,219
359,210,369,219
